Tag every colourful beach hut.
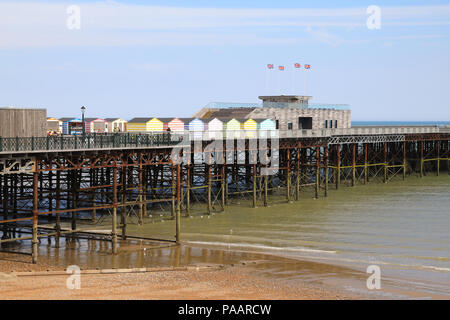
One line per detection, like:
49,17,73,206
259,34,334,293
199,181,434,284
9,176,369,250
47,117,62,135
205,118,223,140
188,118,205,140
257,118,277,138
127,117,151,132
146,117,164,132
168,118,189,132
67,118,84,135
60,117,74,135
105,118,127,133
224,118,242,139
87,118,108,133
242,118,258,138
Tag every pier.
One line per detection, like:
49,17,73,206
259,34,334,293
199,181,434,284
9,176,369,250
0,127,448,263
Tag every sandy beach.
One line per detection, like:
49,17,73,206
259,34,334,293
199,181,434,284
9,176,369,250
0,249,359,300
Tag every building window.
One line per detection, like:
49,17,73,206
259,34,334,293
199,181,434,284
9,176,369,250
288,123,293,130
329,120,333,129
276,120,279,129
324,120,328,128
335,120,338,128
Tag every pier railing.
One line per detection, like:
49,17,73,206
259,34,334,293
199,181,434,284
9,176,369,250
0,132,183,153
0,126,443,153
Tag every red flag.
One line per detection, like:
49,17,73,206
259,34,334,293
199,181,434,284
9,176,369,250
294,63,301,68
305,64,311,69
278,66,285,71
267,64,274,69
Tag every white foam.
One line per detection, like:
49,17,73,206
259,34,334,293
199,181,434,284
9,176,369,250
186,241,337,254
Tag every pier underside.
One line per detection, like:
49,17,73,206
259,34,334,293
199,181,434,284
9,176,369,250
0,133,449,263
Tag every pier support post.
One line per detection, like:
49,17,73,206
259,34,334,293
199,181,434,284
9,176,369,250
55,170,61,248
324,145,329,197
437,140,440,176
186,165,191,215
383,142,388,183
336,144,341,190
207,164,211,215
138,161,143,225
352,144,356,187
420,141,424,178
403,141,407,180
263,166,268,207
171,166,176,218
364,143,368,184
112,166,118,255
252,164,257,207
32,171,38,264
315,146,320,199
295,148,300,201
221,164,225,211
121,165,127,240
286,150,291,202
176,164,181,243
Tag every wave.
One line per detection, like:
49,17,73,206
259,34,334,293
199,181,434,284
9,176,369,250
186,241,337,254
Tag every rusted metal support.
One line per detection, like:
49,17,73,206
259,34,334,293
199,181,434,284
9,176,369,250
252,164,257,208
186,165,191,215
295,148,300,201
176,164,181,243
171,165,176,218
315,146,320,199
403,141,407,180
420,140,424,178
55,170,61,248
324,145,329,197
32,171,38,264
364,143,368,184
221,164,225,211
263,167,268,207
207,164,212,214
112,166,118,255
138,161,143,225
352,144,356,187
286,149,291,202
437,140,440,176
121,164,127,240
383,142,388,183
336,144,341,190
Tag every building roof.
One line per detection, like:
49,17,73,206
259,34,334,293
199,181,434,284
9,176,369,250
205,107,257,119
104,117,126,122
128,117,152,123
60,117,74,122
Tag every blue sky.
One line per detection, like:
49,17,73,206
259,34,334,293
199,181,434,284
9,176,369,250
0,0,449,120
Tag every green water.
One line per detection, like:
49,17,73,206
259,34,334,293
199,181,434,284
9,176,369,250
126,174,450,296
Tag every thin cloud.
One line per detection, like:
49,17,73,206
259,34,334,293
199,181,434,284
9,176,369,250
0,2,449,47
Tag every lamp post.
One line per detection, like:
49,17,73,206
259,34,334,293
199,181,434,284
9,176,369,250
81,106,86,136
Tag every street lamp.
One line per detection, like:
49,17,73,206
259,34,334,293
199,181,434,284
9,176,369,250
81,106,86,136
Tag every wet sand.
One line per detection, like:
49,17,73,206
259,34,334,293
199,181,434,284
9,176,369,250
0,247,361,300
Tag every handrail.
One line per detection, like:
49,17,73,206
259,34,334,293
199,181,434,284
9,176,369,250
0,126,443,153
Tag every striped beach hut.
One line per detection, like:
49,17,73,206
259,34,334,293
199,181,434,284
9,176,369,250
83,118,97,134
87,118,108,133
205,118,223,140
258,118,277,138
168,118,189,132
242,118,258,138
47,117,62,135
67,118,84,135
146,117,164,132
127,117,151,132
60,117,74,135
188,118,205,140
105,118,127,133
224,118,242,139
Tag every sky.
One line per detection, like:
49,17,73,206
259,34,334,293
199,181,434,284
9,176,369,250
0,0,449,121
